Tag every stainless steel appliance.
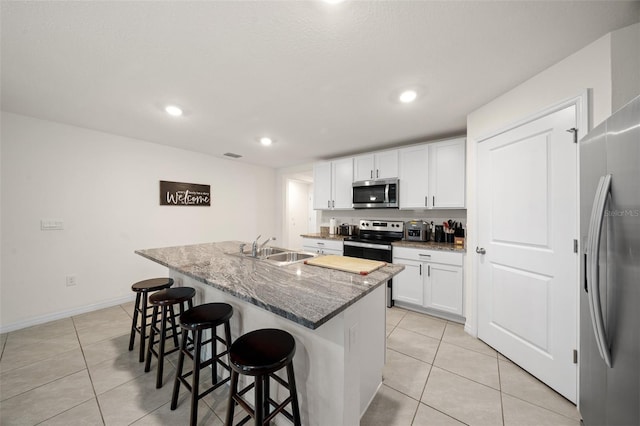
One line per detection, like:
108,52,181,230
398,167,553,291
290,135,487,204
352,178,399,209
343,220,404,307
338,224,358,236
579,94,639,426
405,220,429,241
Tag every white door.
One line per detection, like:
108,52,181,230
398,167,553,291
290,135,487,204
477,105,578,402
286,180,310,251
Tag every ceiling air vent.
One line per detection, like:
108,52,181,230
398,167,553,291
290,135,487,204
223,152,242,159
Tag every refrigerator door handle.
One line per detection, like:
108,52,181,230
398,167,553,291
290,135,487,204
585,174,613,368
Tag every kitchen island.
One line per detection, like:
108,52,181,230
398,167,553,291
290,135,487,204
136,241,404,426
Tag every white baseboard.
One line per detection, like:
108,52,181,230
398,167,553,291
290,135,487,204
0,294,136,334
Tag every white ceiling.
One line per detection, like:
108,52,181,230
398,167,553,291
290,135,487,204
2,1,639,169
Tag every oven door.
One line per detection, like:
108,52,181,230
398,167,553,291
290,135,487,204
343,240,394,307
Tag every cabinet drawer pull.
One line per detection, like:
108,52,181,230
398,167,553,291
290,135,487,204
418,254,431,257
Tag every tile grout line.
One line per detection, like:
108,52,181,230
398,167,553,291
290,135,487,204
72,314,107,426
497,350,506,426
411,320,445,425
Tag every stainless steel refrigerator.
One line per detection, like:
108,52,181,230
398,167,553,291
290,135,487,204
579,94,640,426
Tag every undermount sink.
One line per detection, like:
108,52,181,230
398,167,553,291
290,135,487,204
228,246,289,259
263,251,317,266
227,246,316,265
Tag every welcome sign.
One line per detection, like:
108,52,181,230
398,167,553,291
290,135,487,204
160,180,211,206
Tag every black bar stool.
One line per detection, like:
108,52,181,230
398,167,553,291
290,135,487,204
170,303,234,426
128,277,174,362
225,328,302,426
144,286,196,388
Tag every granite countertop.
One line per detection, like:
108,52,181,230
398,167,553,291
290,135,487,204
135,241,404,330
393,240,467,253
300,233,346,241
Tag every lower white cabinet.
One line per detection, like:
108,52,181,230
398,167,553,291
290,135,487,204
392,247,463,317
302,238,343,255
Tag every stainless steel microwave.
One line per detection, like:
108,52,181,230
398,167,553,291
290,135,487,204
352,178,399,209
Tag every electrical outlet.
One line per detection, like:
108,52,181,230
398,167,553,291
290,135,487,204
66,275,77,287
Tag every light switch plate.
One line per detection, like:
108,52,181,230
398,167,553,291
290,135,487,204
41,220,64,230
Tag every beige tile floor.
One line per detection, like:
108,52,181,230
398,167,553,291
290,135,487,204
0,303,580,425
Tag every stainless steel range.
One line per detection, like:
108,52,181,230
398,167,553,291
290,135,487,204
343,220,404,307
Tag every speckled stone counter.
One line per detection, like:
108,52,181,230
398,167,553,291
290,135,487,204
393,240,467,252
136,240,404,425
135,241,403,329
299,233,346,241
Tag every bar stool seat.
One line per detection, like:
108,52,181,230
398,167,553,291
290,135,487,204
144,286,195,388
171,303,233,426
226,328,302,426
128,277,174,362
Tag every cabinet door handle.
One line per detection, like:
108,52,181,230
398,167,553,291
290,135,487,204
432,196,435,207
376,169,379,178
419,264,422,276
327,200,330,208
370,170,373,179
332,200,335,208
428,265,431,276
425,196,428,207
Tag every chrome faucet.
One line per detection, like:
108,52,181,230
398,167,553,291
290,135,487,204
251,235,261,257
251,235,276,257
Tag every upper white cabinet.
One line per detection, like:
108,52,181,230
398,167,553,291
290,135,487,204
313,158,353,210
398,138,465,209
429,138,466,208
399,145,429,209
314,137,465,211
353,150,398,181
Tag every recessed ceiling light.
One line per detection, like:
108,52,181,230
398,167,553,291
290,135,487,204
260,137,273,146
399,90,418,103
165,105,183,117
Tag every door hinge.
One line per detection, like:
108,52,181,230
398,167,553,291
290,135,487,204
567,127,578,143
574,239,579,253
573,349,578,364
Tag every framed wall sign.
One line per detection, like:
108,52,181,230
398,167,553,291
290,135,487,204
160,180,211,206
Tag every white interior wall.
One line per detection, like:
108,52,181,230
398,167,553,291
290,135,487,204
0,112,276,331
464,22,640,336
611,23,640,111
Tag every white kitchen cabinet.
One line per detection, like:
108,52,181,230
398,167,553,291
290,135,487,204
398,145,429,209
353,150,398,181
313,158,353,210
313,162,332,210
428,138,466,208
392,246,464,318
302,238,343,255
391,258,423,305
398,138,466,209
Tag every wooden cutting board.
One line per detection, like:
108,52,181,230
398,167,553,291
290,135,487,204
304,255,387,275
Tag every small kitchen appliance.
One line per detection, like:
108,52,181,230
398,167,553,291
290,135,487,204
405,220,430,241
352,178,399,209
339,224,358,236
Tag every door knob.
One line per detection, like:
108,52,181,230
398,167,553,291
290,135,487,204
476,247,486,255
